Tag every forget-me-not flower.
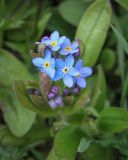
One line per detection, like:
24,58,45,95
41,31,65,51
74,60,92,88
53,55,79,87
32,49,55,78
60,38,79,55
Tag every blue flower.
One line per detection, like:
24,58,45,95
32,49,55,78
74,60,92,88
60,38,79,55
53,55,79,87
41,31,65,51
35,36,49,45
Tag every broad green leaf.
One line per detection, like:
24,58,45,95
73,87,92,112
0,87,36,137
115,0,128,10
13,80,47,117
86,143,114,160
100,49,116,71
58,0,91,26
90,65,106,111
111,25,128,55
121,72,128,108
0,124,50,147
77,137,92,153
47,125,84,160
31,149,46,160
5,41,30,61
47,148,63,160
0,49,33,88
76,0,111,66
98,107,128,133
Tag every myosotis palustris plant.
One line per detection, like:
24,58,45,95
32,31,92,109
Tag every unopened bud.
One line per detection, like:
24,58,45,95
63,88,69,95
48,92,55,99
49,99,56,109
55,96,63,106
75,52,80,57
72,87,80,94
51,86,58,94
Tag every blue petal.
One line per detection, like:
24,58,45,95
55,58,65,69
63,74,73,87
69,68,79,76
75,60,83,70
77,77,86,88
40,67,45,73
61,38,71,48
52,70,63,81
51,31,59,40
32,58,44,67
52,45,60,51
80,67,92,77
58,36,65,45
50,58,55,67
46,68,55,78
41,36,49,42
65,55,74,67
71,41,79,49
70,49,79,54
35,42,40,45
41,38,51,45
60,49,69,55
45,49,51,61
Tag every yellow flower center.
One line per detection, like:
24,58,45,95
44,61,50,68
51,41,57,47
63,67,69,73
65,46,71,51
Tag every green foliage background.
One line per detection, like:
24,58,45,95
0,0,128,159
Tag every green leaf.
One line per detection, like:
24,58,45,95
0,49,33,88
121,72,128,108
86,143,114,160
100,49,116,71
58,0,91,26
5,41,30,61
13,80,47,117
77,137,92,153
98,107,128,133
115,0,128,10
76,0,111,66
111,25,128,55
90,65,106,111
0,87,36,137
0,124,50,147
47,125,84,160
73,87,92,112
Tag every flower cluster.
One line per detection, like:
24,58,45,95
32,31,92,108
